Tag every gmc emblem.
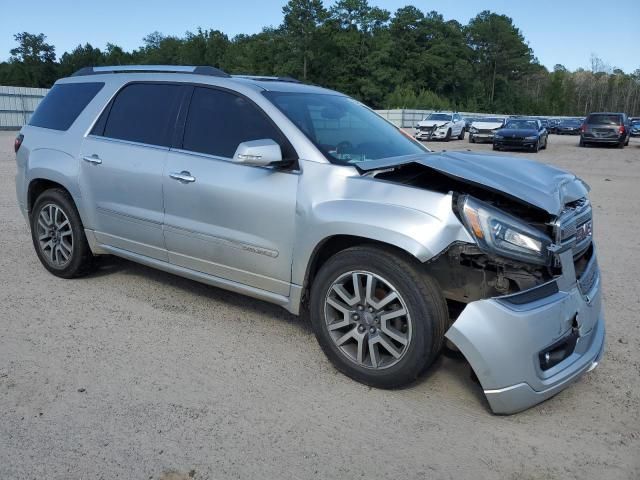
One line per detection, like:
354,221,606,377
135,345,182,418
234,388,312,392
575,220,593,243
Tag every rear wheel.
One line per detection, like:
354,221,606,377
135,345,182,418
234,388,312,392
30,189,94,278
309,246,448,388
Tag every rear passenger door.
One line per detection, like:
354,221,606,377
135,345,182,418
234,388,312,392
79,82,184,261
163,86,299,296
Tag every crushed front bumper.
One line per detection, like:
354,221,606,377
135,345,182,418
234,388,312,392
445,249,604,414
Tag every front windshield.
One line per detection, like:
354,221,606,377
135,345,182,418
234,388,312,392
561,119,581,126
264,92,428,164
425,113,452,121
504,119,539,130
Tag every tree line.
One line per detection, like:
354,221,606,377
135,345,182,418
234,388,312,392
1,0,639,116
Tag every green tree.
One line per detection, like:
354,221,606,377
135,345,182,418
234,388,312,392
466,11,533,107
8,32,57,87
282,0,327,80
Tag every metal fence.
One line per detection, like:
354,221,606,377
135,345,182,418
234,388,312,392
0,86,48,130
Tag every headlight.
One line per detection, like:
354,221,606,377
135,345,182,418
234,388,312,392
525,135,538,140
458,196,552,265
470,127,478,133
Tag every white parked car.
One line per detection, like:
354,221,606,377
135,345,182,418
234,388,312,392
415,112,466,141
468,117,506,143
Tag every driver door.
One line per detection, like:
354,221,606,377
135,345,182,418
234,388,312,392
163,86,299,296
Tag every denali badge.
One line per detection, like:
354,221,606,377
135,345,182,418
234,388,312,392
575,220,593,243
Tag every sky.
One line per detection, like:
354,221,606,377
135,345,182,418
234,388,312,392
0,0,638,73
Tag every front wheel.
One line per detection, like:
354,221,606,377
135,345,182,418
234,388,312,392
30,188,94,278
444,129,451,142
309,246,448,388
457,128,465,140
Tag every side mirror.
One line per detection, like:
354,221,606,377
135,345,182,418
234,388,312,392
232,139,283,167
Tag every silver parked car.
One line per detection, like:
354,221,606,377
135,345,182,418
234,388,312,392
15,66,604,414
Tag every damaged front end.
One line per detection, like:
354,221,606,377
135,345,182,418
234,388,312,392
369,158,605,414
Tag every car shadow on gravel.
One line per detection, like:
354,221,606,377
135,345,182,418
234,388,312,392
88,254,310,333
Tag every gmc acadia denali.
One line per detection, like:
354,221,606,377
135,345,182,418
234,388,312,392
14,65,605,414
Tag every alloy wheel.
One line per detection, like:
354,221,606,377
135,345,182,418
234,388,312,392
36,203,74,267
323,271,412,369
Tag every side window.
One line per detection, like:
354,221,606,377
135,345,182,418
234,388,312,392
29,82,104,131
182,87,294,159
101,83,182,147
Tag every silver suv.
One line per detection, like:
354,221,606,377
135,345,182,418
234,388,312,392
15,65,604,414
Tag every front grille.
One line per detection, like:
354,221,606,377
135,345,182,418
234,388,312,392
478,128,495,134
552,198,593,261
419,126,435,132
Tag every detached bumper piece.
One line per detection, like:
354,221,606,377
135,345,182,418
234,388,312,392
446,248,604,414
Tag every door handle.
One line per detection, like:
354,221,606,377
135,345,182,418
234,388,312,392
82,154,102,165
169,171,196,183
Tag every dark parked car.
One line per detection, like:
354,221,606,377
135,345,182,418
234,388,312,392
580,112,631,148
547,119,561,134
463,116,478,132
494,118,548,152
556,118,583,135
631,119,640,137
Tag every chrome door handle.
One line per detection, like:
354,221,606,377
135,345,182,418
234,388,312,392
169,171,196,183
82,154,102,165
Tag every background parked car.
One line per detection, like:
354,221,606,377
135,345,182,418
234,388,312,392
631,118,640,137
547,118,561,134
415,112,466,141
468,117,505,143
463,116,478,132
556,118,583,135
493,118,548,152
580,112,631,148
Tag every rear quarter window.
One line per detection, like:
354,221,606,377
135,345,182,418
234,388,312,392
29,82,104,131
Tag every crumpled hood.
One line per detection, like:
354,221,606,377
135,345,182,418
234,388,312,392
355,151,589,216
472,121,503,130
417,120,449,128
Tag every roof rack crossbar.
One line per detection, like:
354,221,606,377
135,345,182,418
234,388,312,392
71,65,230,78
231,74,301,84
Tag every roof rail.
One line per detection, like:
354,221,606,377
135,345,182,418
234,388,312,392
231,74,301,84
71,65,230,78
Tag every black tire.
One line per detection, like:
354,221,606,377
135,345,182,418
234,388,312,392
469,135,475,144
30,188,94,278
457,128,465,140
542,135,548,149
532,141,540,153
444,129,451,142
617,140,625,149
625,136,629,146
492,144,499,151
309,245,448,389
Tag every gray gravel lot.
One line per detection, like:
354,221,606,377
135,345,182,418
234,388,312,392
1,130,639,479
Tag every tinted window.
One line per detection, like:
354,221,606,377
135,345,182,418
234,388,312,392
183,87,292,159
103,83,182,146
586,114,622,125
29,82,104,131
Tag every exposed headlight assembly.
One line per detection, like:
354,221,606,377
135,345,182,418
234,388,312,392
458,195,552,265
470,127,478,133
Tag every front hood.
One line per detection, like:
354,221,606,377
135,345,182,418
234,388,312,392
472,122,503,130
497,128,538,137
355,151,589,216
418,120,449,128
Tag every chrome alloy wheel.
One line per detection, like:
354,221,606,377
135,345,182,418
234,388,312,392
36,203,74,267
324,271,412,369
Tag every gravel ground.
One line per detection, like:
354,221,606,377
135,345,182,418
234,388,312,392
1,130,639,480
